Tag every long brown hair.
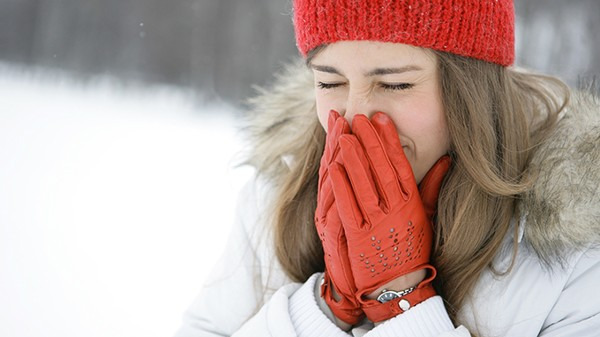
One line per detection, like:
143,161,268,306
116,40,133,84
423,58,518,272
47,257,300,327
431,51,568,322
252,47,569,326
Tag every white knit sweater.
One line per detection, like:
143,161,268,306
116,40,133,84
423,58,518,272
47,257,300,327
174,176,600,337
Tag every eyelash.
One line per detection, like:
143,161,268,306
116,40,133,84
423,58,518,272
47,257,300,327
317,82,414,91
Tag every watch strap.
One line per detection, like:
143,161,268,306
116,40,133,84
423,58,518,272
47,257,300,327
377,285,416,302
358,266,437,323
361,282,436,322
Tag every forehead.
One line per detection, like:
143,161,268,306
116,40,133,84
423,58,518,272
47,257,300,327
310,41,437,70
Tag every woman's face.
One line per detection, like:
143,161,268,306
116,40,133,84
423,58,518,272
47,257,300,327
310,41,450,183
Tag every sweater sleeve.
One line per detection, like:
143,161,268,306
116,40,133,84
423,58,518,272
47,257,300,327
173,176,472,337
228,272,471,337
292,273,470,337
364,297,470,337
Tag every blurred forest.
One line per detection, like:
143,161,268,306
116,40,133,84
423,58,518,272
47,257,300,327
1,0,599,107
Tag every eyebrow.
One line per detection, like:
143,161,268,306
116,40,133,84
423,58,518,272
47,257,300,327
310,64,423,76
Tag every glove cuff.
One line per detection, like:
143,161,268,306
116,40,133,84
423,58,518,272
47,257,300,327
359,265,437,323
321,272,364,325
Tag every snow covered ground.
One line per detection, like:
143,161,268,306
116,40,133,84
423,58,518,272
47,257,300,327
0,63,253,337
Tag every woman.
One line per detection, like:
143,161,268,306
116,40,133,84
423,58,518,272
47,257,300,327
175,0,600,336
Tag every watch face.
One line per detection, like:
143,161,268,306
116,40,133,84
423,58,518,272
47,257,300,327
377,291,399,303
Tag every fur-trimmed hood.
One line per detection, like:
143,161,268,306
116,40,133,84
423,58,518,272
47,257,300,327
520,89,600,264
243,58,600,266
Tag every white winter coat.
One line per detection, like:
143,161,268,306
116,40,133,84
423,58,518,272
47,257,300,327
174,60,600,337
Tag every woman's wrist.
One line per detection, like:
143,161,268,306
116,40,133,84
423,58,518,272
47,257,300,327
319,269,427,328
365,269,426,300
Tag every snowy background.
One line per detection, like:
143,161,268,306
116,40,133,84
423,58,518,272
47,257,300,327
0,0,599,336
0,64,253,336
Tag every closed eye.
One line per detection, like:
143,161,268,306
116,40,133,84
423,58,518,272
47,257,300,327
316,82,414,91
380,83,414,91
316,82,344,89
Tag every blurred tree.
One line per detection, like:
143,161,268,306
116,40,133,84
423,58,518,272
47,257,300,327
515,0,600,87
0,0,598,107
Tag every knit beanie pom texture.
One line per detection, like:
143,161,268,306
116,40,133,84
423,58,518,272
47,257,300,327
293,0,515,66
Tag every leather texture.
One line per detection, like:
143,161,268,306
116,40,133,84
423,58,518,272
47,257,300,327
326,111,450,322
315,110,363,324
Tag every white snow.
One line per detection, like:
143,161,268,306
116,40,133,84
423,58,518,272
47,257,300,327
0,63,253,337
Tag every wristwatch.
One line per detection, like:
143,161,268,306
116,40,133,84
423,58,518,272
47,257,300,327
376,286,416,304
361,267,437,322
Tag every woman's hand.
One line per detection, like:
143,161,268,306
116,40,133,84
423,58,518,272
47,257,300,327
328,112,451,323
314,110,364,325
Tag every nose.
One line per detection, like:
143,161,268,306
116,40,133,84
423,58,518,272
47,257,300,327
340,90,379,124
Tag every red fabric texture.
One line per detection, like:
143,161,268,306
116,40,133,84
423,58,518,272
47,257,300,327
293,0,515,66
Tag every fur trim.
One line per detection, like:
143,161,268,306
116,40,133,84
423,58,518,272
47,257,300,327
519,91,600,266
243,57,600,265
242,59,317,181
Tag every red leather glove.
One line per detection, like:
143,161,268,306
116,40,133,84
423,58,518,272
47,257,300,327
329,112,450,322
315,110,363,324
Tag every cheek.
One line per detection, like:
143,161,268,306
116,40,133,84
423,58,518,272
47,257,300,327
434,116,451,152
427,102,451,153
401,98,448,148
315,91,348,131
316,107,327,130
388,103,449,182
315,93,332,131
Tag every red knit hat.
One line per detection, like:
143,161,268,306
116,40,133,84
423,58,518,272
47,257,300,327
293,0,515,66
